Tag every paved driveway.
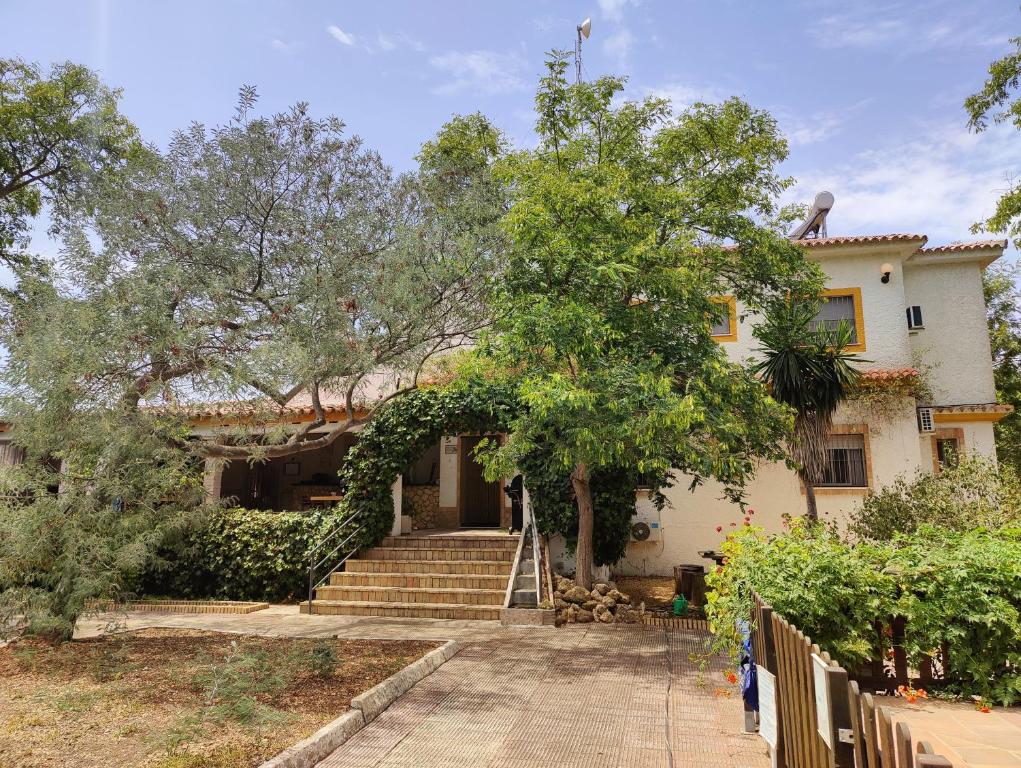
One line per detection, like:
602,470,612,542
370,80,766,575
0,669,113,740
77,607,767,768
318,624,766,768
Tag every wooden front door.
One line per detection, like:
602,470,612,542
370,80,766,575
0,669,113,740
459,436,501,527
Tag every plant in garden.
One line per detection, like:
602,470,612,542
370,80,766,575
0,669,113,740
0,58,140,268
751,298,861,520
847,455,1021,541
477,53,819,587
983,262,1021,474
706,523,1021,705
0,93,505,635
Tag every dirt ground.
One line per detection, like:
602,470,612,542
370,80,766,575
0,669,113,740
0,628,436,768
616,576,677,610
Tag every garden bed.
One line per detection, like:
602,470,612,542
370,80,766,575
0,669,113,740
85,599,271,615
0,628,437,768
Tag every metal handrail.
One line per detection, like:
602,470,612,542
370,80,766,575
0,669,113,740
307,514,368,615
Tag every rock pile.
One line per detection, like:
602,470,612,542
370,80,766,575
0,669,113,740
553,575,643,625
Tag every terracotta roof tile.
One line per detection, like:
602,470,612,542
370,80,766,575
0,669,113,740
858,368,920,382
916,240,1008,254
795,234,928,248
933,403,1014,415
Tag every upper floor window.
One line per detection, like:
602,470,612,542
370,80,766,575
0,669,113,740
710,296,737,343
812,288,866,352
818,433,868,487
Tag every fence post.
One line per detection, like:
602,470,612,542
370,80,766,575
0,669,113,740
825,665,856,768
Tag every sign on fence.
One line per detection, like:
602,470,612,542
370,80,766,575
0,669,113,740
812,652,833,748
757,667,778,750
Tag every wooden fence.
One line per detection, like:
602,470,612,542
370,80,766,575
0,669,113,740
751,593,955,768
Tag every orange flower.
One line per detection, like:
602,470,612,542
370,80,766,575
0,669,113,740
906,695,917,704
980,705,991,713
726,672,738,684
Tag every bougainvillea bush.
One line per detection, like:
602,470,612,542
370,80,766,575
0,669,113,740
706,522,1021,705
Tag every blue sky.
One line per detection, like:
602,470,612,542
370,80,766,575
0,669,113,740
2,0,1020,263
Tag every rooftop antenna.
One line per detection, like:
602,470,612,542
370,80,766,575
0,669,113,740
575,17,592,83
790,191,835,240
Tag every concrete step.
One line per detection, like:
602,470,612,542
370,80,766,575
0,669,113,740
329,571,509,590
349,559,512,575
301,600,502,621
314,585,506,606
512,589,537,607
380,535,519,550
360,547,517,562
515,573,536,590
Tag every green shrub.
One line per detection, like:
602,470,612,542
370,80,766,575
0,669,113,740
706,521,1021,705
140,506,346,603
848,456,1021,541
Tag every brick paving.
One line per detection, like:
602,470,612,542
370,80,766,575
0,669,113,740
319,624,767,768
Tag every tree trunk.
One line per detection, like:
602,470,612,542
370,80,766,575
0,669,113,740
570,462,595,590
800,468,819,522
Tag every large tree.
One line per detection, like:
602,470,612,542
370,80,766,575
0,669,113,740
0,95,505,635
0,58,139,268
478,56,819,588
984,262,1021,473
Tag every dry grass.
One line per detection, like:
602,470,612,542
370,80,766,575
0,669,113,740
0,629,436,768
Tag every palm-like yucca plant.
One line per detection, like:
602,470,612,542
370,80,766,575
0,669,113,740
752,298,862,521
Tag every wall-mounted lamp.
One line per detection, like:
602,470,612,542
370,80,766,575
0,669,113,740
880,263,893,284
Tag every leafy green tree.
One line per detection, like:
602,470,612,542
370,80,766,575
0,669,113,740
0,58,139,267
752,298,860,521
479,54,819,588
984,262,1021,472
0,94,504,636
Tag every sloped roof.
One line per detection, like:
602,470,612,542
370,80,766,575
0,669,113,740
796,234,928,248
916,239,1008,254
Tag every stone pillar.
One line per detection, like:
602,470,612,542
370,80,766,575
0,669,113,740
390,475,402,536
203,458,224,505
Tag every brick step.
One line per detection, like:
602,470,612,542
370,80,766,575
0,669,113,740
329,571,509,590
359,547,517,562
300,600,501,621
380,535,519,550
349,559,512,575
314,585,505,606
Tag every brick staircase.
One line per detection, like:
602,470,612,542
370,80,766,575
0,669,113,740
301,532,519,620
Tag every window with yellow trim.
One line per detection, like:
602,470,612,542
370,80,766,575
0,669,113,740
709,296,738,342
812,288,866,352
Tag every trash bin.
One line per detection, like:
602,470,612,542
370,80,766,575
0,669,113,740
673,564,707,607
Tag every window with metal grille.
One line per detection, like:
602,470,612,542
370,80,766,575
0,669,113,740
818,434,867,487
812,294,858,342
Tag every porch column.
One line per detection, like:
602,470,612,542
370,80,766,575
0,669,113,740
203,458,224,505
390,475,402,536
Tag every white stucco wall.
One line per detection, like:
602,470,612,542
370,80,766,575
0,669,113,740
903,261,996,404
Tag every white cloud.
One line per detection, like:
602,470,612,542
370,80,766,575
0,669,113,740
778,101,871,146
375,32,425,53
813,6,1008,52
603,28,635,69
326,25,355,46
598,0,637,22
428,50,527,96
271,38,296,53
786,123,1021,245
642,82,731,110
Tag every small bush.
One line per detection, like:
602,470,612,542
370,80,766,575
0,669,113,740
848,456,1021,541
706,522,1021,705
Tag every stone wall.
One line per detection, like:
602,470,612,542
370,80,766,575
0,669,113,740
403,484,441,530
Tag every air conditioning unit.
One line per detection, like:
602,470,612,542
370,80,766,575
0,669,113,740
631,493,662,542
917,407,935,434
906,305,924,330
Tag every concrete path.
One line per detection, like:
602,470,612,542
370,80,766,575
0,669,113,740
76,606,768,768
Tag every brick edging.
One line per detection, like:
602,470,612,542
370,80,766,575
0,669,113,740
257,639,461,768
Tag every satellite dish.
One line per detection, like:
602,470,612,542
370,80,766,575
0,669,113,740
580,17,592,38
